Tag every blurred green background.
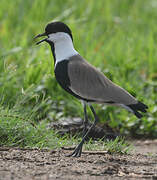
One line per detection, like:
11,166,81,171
0,0,157,147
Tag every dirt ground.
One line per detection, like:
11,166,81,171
0,140,157,180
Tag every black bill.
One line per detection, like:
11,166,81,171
34,32,47,45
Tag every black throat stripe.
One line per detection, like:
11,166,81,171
50,43,56,65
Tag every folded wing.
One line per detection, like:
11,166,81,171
68,55,137,105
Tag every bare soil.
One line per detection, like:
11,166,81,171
0,140,157,180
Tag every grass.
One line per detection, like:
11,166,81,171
0,106,132,154
0,106,132,153
0,0,157,151
85,137,132,154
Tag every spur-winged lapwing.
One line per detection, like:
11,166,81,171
35,21,148,157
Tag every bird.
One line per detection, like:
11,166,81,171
34,21,148,157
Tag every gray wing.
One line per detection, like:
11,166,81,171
68,55,137,105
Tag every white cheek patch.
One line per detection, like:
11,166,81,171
47,33,58,42
47,34,55,42
48,32,70,43
48,32,78,65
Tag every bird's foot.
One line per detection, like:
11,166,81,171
66,143,83,157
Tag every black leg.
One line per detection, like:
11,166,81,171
67,104,99,157
82,102,88,138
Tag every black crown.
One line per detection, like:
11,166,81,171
45,21,73,40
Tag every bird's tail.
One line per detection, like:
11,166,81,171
127,101,148,118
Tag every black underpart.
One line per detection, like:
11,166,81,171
127,101,148,118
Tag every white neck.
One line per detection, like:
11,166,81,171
47,32,78,65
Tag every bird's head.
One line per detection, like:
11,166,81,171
34,21,73,45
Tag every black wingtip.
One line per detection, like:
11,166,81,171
137,101,148,112
127,101,148,118
134,111,143,118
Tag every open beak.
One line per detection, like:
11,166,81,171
34,32,48,45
